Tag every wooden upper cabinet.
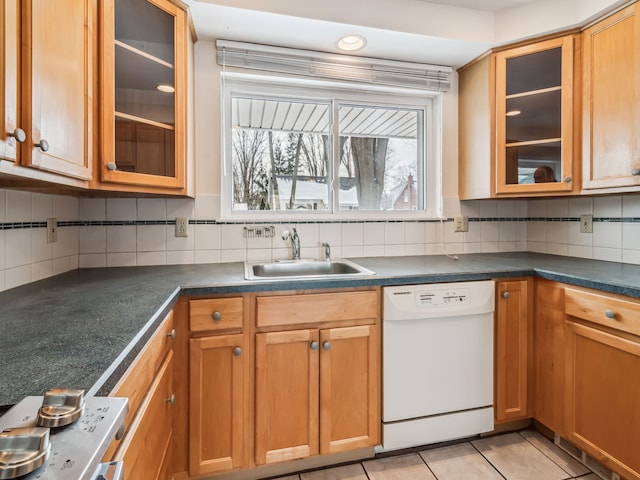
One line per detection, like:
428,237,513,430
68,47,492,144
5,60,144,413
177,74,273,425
582,3,640,192
494,36,579,195
97,0,189,194
1,0,94,185
459,34,580,199
0,0,19,163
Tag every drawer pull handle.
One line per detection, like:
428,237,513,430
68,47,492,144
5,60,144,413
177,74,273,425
233,346,242,356
166,394,175,405
166,329,175,340
8,128,26,143
632,168,640,176
212,311,222,321
502,292,510,299
323,341,331,351
605,309,616,319
310,341,319,350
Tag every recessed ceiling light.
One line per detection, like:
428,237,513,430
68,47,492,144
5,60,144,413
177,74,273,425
337,34,367,52
157,84,175,93
506,109,521,116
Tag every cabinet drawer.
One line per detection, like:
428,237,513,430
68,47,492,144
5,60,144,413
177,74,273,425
565,287,640,337
256,291,378,328
115,351,174,480
190,297,244,332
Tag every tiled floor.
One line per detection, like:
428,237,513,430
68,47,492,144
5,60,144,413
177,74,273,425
274,430,598,480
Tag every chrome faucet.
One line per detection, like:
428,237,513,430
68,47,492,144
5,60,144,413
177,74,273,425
282,228,301,259
322,242,331,261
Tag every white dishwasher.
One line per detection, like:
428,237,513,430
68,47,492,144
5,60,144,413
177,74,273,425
381,280,495,451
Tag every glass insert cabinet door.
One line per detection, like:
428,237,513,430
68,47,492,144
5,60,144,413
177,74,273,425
99,0,187,191
494,35,576,194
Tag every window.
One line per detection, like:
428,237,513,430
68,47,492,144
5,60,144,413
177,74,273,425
221,74,442,219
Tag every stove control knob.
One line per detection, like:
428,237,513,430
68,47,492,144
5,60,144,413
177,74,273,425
37,389,85,428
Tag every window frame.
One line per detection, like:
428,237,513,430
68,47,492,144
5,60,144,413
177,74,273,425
220,72,443,220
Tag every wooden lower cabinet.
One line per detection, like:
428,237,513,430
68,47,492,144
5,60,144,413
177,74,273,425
564,285,640,480
533,280,566,434
565,321,640,480
494,278,532,422
255,329,319,465
115,351,174,480
189,333,247,476
319,325,379,455
255,324,379,466
104,310,175,480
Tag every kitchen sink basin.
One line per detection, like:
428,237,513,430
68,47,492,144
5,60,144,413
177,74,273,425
244,258,375,280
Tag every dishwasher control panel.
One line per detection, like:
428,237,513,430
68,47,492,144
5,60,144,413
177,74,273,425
383,281,495,320
416,287,470,307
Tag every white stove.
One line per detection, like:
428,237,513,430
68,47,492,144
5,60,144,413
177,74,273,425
0,391,127,480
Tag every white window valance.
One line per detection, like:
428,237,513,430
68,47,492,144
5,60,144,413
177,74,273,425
216,40,452,92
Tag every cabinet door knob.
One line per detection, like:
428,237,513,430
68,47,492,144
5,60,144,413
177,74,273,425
322,341,331,350
605,309,616,319
502,292,510,299
632,168,640,176
212,311,222,321
310,341,319,350
106,161,117,171
166,394,175,404
563,176,572,183
166,329,175,340
8,128,26,143
232,346,242,356
35,139,49,152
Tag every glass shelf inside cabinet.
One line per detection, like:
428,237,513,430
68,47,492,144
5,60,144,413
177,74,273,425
113,0,176,176
504,46,563,185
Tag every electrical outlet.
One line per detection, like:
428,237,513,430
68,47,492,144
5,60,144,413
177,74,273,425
454,216,468,233
46,218,57,244
580,214,593,233
175,217,188,237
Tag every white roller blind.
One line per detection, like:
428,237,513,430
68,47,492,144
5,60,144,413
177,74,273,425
217,40,452,92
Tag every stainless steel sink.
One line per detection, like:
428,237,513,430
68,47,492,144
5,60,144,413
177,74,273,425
244,258,375,280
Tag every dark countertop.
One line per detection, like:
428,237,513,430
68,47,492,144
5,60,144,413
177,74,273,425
2,252,640,408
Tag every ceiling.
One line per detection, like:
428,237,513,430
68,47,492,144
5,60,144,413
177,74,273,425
413,0,536,11
186,0,624,68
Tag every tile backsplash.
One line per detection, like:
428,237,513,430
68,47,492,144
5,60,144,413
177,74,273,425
526,195,640,265
0,189,80,292
1,187,639,293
